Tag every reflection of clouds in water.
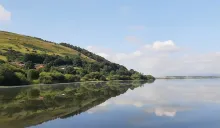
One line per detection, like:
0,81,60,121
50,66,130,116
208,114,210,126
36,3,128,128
144,106,191,117
116,81,220,105
87,80,220,114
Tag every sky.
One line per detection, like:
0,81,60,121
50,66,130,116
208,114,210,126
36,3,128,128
0,0,220,76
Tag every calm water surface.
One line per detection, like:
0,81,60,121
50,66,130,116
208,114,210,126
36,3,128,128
1,80,220,128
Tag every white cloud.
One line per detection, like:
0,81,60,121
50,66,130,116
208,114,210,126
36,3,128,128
86,46,93,50
97,52,109,59
84,80,220,116
144,106,191,117
0,4,11,21
133,51,142,57
85,45,220,76
145,40,180,52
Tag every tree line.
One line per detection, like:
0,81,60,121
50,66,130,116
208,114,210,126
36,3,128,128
0,45,155,86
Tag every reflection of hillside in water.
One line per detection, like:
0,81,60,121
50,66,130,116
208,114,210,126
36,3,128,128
0,80,154,128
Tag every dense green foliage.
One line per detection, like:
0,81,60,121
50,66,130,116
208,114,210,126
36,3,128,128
0,31,154,86
0,50,154,86
0,59,5,64
60,43,107,62
0,64,29,86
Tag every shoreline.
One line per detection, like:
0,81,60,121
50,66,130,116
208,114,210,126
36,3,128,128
0,79,154,88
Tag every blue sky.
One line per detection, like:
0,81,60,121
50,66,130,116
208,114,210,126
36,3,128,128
0,0,220,76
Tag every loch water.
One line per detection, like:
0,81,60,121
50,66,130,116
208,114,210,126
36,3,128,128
1,79,220,128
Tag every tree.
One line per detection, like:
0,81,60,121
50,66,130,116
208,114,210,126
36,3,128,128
87,63,100,72
27,69,39,81
50,72,65,82
15,72,29,85
72,55,82,67
25,61,34,69
54,58,65,66
82,72,106,81
24,53,44,63
0,64,26,86
64,74,80,82
64,66,76,74
131,73,141,80
39,72,53,84
0,59,5,64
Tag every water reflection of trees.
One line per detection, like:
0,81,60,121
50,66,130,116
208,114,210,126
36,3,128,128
0,80,154,127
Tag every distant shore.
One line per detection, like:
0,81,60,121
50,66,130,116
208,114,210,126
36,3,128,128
156,76,220,79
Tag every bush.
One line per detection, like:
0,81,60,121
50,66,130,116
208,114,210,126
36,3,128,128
64,66,76,74
0,64,27,86
64,74,80,82
25,61,34,69
0,59,5,64
81,72,106,81
108,75,131,80
39,72,53,84
131,73,141,80
119,75,131,80
39,71,65,84
32,80,40,84
50,72,65,82
146,75,155,80
108,75,120,80
27,69,39,81
100,75,107,81
15,72,29,85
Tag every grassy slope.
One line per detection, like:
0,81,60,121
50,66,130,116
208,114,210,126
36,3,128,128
0,31,94,62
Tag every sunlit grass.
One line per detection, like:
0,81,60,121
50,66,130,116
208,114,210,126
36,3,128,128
0,31,94,62
0,55,7,61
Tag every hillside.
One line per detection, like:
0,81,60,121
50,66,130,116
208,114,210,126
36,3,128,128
0,31,154,86
0,31,93,62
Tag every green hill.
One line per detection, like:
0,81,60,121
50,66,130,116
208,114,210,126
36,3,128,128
0,31,154,86
0,31,94,62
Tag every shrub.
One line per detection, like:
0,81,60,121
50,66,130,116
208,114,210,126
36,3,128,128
100,75,107,81
146,75,155,80
119,75,131,80
81,72,106,81
15,72,29,85
108,75,131,80
50,72,65,82
0,64,27,86
64,74,80,82
27,69,39,81
0,59,5,64
39,72,53,84
64,66,76,74
108,75,120,80
131,73,141,80
32,80,40,84
25,61,34,69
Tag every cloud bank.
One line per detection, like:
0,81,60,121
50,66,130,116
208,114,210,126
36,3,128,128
86,40,220,76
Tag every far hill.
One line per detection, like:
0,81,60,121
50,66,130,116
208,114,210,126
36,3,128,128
0,31,154,86
157,76,220,79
